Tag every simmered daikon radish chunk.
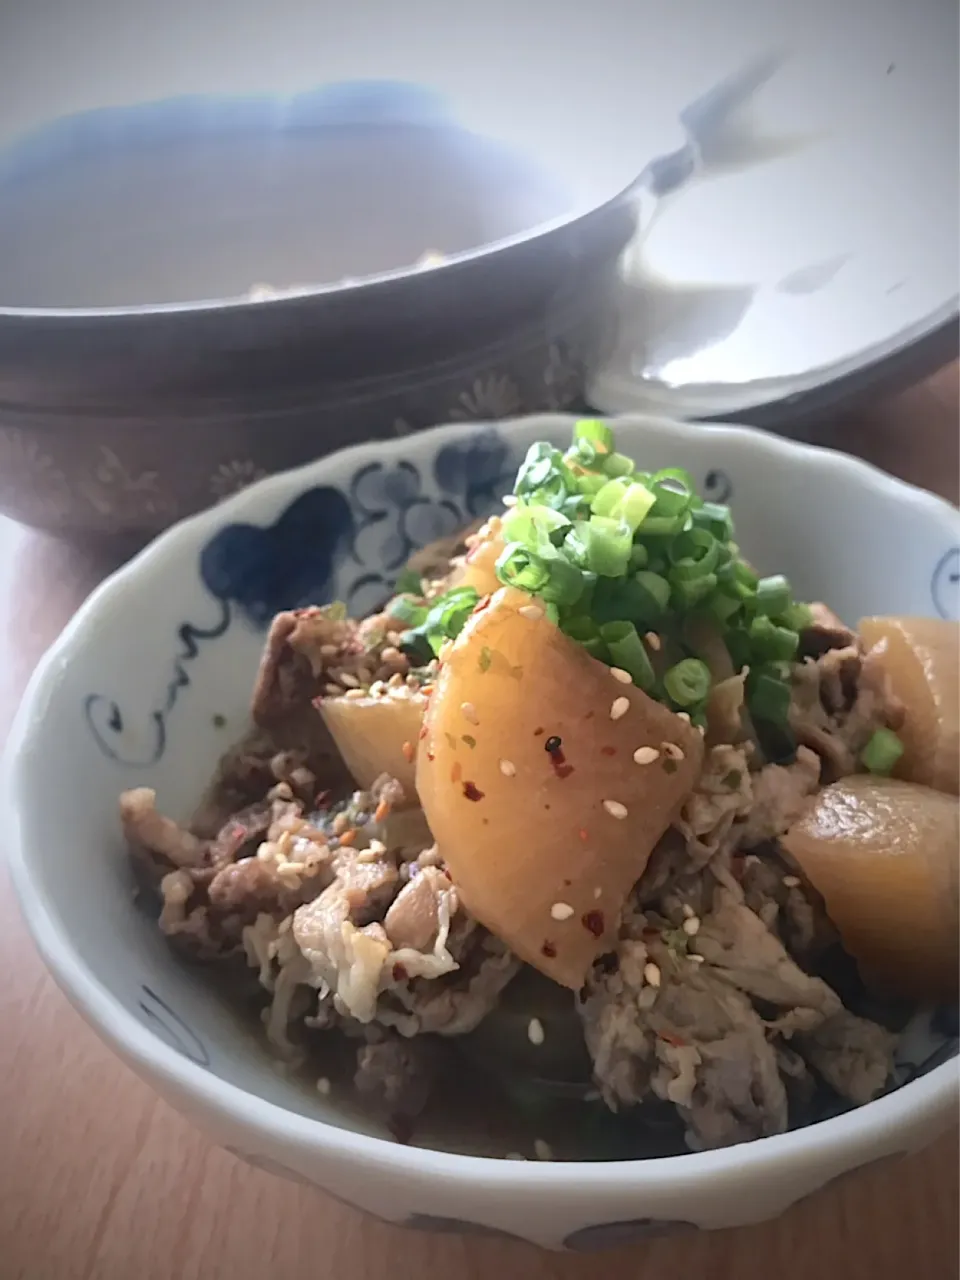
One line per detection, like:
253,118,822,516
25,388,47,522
318,686,425,800
781,775,959,1000
417,587,703,988
858,617,959,794
452,515,505,598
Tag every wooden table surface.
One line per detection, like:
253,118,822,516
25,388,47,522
2,370,958,1280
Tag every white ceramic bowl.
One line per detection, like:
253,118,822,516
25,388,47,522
6,413,959,1251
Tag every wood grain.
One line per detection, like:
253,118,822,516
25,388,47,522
2,368,958,1280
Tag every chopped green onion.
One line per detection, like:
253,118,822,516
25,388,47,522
861,728,905,775
573,418,615,453
706,591,742,626
779,601,814,631
599,622,657,692
748,616,800,662
755,574,792,617
583,517,633,578
575,471,607,499
387,595,427,627
393,567,422,596
629,542,649,571
672,572,717,608
663,658,711,706
495,544,551,594
691,502,733,541
748,673,792,725
590,478,630,519
634,570,671,617
601,451,635,478
398,630,435,667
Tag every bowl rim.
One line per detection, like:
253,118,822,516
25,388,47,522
6,411,959,1191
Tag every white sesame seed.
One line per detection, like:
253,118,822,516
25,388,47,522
603,799,628,820
460,701,479,725
610,666,633,684
316,1077,331,1095
645,631,662,651
320,644,339,658
593,887,603,899
527,1017,545,1046
643,962,662,988
534,1139,554,1162
519,604,544,621
633,746,660,765
610,696,630,721
502,494,518,507
689,953,705,964
697,724,706,737
682,916,701,936
783,875,801,888
681,903,695,919
338,671,361,689
499,758,516,777
550,902,575,921
676,711,692,724
661,741,685,761
344,688,366,701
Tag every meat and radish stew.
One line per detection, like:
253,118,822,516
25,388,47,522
121,422,959,1159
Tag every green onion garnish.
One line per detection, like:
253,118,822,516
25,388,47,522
600,621,657,692
393,567,423,596
663,658,711,707
861,728,905,775
387,595,428,627
415,419,816,758
755,574,792,617
748,673,792,725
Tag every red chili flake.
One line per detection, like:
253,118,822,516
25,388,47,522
662,759,678,775
641,926,660,941
401,740,415,763
584,710,595,721
554,763,574,779
462,780,484,802
582,910,605,938
392,962,409,982
563,878,572,887
578,828,589,842
541,940,558,959
658,1030,687,1049
373,799,391,823
471,594,493,615
533,727,545,737
313,790,332,810
600,745,617,757
338,829,357,847
418,724,428,741
426,749,435,762
451,761,463,784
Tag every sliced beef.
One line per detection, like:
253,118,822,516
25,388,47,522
580,933,790,1150
676,745,754,866
799,603,858,657
789,641,903,781
739,747,821,848
121,787,206,872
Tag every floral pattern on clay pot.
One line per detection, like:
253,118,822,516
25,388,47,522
450,372,524,421
78,446,180,523
209,459,270,501
0,428,73,524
